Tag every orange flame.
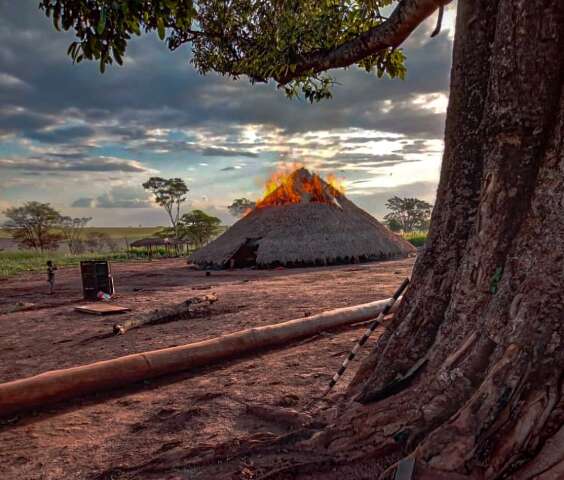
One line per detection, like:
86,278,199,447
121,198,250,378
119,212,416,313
255,164,344,209
260,163,302,205
326,173,344,194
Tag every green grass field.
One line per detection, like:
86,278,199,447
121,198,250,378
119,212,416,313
0,226,164,240
0,225,227,278
0,249,173,278
402,230,428,247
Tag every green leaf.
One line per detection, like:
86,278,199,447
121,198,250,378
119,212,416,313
97,8,107,35
113,48,123,65
67,42,77,56
157,17,165,40
52,11,60,31
129,20,141,35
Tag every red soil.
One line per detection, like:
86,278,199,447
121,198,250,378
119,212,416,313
0,257,414,479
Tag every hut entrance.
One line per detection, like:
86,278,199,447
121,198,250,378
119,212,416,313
230,238,261,268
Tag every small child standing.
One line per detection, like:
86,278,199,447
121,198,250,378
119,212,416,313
47,260,57,294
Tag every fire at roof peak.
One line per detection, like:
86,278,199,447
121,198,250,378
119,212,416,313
255,167,344,209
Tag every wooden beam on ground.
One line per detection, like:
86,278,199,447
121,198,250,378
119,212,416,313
0,296,399,417
113,293,218,335
75,304,130,315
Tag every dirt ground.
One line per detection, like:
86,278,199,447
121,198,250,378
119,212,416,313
0,257,414,480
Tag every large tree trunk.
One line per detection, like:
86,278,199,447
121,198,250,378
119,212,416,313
307,1,564,478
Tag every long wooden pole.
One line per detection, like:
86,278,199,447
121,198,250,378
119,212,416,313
0,297,399,417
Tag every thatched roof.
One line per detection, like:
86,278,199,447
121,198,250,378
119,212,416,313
189,168,415,268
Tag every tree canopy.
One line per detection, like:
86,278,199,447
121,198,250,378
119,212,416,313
3,203,95,252
39,0,448,101
384,195,432,232
60,216,92,254
177,209,222,247
228,198,256,217
3,202,64,252
142,177,189,238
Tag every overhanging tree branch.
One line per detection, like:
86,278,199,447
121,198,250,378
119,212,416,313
430,5,445,37
276,0,451,84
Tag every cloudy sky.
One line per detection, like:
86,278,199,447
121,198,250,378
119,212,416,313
0,2,456,226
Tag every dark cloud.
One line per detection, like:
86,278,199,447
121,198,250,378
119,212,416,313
0,109,53,138
0,73,30,90
129,139,259,158
367,108,446,139
0,155,149,173
201,147,258,158
340,136,401,144
395,139,442,154
71,197,94,208
311,153,423,172
334,153,405,162
27,125,96,144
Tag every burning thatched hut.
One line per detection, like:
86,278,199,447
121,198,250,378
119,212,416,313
189,168,415,268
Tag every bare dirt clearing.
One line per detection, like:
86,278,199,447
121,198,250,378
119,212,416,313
0,257,414,479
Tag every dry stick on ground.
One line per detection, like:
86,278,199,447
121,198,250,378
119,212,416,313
0,296,399,417
113,293,218,335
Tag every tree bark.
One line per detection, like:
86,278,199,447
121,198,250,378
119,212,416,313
307,1,564,478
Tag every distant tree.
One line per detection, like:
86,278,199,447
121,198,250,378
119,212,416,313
3,202,63,252
228,198,256,217
84,231,119,252
384,217,403,233
177,210,221,248
142,177,189,239
84,232,103,252
60,216,92,254
383,196,432,233
104,235,120,252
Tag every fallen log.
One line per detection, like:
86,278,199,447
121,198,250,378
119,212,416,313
0,296,399,417
113,293,218,335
